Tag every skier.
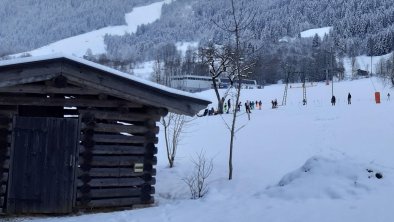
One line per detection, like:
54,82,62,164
331,95,336,106
245,101,251,120
302,98,307,106
347,93,352,104
388,93,391,101
227,99,231,113
259,101,262,110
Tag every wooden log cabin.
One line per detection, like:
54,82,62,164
0,54,210,215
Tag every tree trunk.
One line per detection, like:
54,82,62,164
212,77,224,114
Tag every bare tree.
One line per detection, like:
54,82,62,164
183,151,213,199
160,113,193,168
151,57,164,84
200,43,233,114
213,0,256,180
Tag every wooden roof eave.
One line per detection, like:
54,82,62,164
0,58,210,116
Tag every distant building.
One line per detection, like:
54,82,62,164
171,75,258,92
219,78,258,89
171,75,217,92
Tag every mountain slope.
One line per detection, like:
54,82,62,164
3,0,394,59
12,0,171,57
0,0,160,55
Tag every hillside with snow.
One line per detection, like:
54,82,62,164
13,0,171,57
11,77,394,222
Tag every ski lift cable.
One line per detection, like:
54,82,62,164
369,76,377,92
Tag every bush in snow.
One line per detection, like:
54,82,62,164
183,151,213,199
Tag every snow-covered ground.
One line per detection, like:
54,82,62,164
12,0,172,57
300,27,332,38
12,77,394,222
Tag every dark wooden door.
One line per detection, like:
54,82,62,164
7,117,79,214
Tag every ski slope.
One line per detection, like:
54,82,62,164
13,0,172,57
12,78,394,222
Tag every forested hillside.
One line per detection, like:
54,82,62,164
0,0,159,56
104,0,394,62
2,0,394,84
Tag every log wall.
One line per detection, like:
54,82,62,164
0,106,16,214
77,108,159,210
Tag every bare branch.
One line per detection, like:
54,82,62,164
182,150,214,199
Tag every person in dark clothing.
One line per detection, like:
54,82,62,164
245,101,251,113
227,99,231,113
259,100,262,110
347,93,351,104
209,107,215,115
331,95,336,106
302,98,307,106
197,109,208,117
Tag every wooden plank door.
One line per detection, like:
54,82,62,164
7,117,79,214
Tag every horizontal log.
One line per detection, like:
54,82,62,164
77,197,153,208
0,117,11,126
77,177,155,187
79,110,161,122
93,134,158,144
0,185,6,194
0,95,141,108
82,123,158,134
0,172,7,183
77,187,154,199
0,147,10,157
1,159,9,169
0,110,16,118
0,85,101,95
79,144,150,155
78,168,156,177
81,156,157,167
0,123,11,130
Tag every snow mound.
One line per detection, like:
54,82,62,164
266,156,384,200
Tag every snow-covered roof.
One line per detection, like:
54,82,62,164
0,54,211,115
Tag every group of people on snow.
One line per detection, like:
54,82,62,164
271,99,278,109
223,99,263,114
199,91,392,117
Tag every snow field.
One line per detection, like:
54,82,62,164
13,78,394,222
